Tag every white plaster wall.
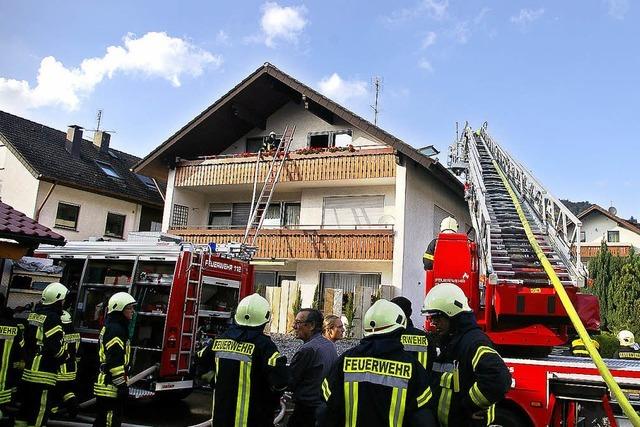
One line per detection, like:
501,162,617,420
399,160,470,325
162,169,176,232
170,187,207,227
581,214,640,248
0,148,40,216
296,260,393,307
35,183,142,241
221,101,383,154
300,185,395,226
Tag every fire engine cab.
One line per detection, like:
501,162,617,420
26,235,254,399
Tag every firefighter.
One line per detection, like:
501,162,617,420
569,336,600,357
615,330,640,360
93,292,136,427
322,299,435,426
262,131,278,152
391,296,436,371
51,310,80,418
207,293,288,426
0,294,24,425
421,283,511,427
15,282,68,427
423,217,459,270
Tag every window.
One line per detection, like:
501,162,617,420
607,230,620,243
209,211,232,227
309,133,330,148
104,212,126,238
308,130,353,149
283,203,301,227
135,174,157,190
580,231,586,242
322,196,384,228
254,271,296,288
319,272,381,309
231,203,251,227
171,204,189,227
95,161,121,179
333,131,353,147
55,202,80,230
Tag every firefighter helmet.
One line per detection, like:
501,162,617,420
61,310,72,324
618,330,635,346
107,292,136,313
363,299,406,337
440,216,459,233
421,282,471,317
235,293,271,327
41,282,68,305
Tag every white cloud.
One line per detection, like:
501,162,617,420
604,0,629,19
0,32,222,113
317,73,367,103
474,7,491,24
260,2,308,48
421,32,437,49
387,0,449,23
510,8,545,27
418,59,434,72
216,30,230,45
451,21,471,43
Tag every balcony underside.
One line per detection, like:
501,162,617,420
170,228,394,260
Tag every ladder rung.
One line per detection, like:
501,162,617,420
185,297,197,301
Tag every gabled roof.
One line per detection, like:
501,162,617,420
578,204,640,235
0,110,164,208
134,62,463,194
0,201,65,246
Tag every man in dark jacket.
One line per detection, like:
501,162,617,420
203,293,288,426
391,296,436,371
322,299,435,426
51,310,81,418
288,308,337,426
423,217,459,270
615,330,640,360
0,294,24,425
15,282,68,427
93,292,136,427
421,283,511,427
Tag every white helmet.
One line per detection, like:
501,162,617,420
235,293,271,327
618,330,635,346
363,299,406,337
440,216,459,233
107,292,136,313
42,282,68,305
421,283,471,317
61,310,72,324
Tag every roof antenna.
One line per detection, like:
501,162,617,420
371,76,383,125
96,109,103,131
87,109,116,137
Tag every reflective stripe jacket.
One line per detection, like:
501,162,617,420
570,337,599,357
401,322,436,372
94,313,130,398
58,323,81,382
205,324,288,427
323,330,434,427
615,344,640,360
428,313,511,427
0,317,24,404
22,304,65,387
423,239,437,270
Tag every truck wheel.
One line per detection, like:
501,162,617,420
493,406,532,427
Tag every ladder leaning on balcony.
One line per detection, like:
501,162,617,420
242,124,296,248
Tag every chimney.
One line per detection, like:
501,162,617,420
65,125,83,158
94,130,111,154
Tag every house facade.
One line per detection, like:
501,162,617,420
574,204,640,260
135,63,470,323
0,111,164,241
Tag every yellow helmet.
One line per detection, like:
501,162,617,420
440,216,459,233
235,293,271,327
421,283,471,317
618,330,635,346
61,310,72,324
363,299,406,337
107,292,136,313
41,282,68,305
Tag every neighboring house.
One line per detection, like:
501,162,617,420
134,63,470,323
573,204,640,260
0,111,164,241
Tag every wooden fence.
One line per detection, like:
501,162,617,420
263,281,395,338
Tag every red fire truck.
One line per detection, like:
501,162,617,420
29,237,254,399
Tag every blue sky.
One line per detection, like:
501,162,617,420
1,0,637,218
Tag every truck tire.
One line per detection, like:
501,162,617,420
493,405,532,427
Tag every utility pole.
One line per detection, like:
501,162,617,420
371,76,382,125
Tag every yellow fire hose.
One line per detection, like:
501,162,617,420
492,159,640,426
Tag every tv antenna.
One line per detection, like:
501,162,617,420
371,76,383,125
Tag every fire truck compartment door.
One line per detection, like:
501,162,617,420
201,276,240,289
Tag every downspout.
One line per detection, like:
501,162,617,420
34,179,56,222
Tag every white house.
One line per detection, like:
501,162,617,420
134,63,470,323
575,204,640,260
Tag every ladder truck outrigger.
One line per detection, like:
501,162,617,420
20,125,297,402
426,123,640,426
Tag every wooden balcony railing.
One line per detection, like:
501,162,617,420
174,147,396,187
575,244,633,258
170,227,394,260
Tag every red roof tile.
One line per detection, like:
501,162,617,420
0,202,65,246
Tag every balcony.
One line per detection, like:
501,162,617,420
174,147,396,187
577,244,633,259
170,225,394,261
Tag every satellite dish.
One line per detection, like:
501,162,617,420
608,206,617,216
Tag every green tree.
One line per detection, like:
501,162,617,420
312,285,320,310
608,253,640,336
587,242,625,329
292,287,302,316
343,292,356,338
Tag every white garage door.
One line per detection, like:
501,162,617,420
322,195,385,227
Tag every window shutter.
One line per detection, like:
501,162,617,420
322,196,384,227
231,203,251,226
